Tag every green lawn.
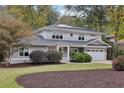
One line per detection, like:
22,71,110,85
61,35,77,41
0,63,112,88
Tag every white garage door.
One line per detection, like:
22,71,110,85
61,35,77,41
85,49,106,60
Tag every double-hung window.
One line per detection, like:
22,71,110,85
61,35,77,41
19,48,29,57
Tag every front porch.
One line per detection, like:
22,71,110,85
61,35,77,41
47,38,112,62
48,45,84,62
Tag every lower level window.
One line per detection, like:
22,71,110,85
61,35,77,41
48,46,56,51
85,49,90,52
19,48,29,57
70,48,78,52
100,50,103,52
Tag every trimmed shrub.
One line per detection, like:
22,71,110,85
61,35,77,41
71,52,85,62
46,51,62,63
112,56,124,71
83,53,92,62
29,50,46,63
71,52,92,63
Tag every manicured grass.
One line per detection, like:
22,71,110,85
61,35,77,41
0,63,111,88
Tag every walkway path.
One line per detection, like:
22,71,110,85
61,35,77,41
62,60,112,64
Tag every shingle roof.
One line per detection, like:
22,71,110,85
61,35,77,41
34,24,105,35
18,24,106,47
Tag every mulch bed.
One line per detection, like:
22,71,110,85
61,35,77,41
0,62,62,68
16,69,124,88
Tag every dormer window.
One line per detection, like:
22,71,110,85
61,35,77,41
78,34,84,41
52,33,63,40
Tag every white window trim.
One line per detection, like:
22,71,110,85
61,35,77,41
70,48,78,52
52,32,63,40
78,34,84,41
18,47,30,57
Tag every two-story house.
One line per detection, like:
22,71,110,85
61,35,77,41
10,24,111,64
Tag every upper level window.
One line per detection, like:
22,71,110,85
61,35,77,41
52,33,63,40
56,35,59,39
52,35,55,39
60,35,63,39
19,48,29,57
70,33,73,37
78,34,84,41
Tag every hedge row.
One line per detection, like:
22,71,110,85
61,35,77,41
29,50,62,64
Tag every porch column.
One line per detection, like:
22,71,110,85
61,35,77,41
56,45,59,51
67,46,70,61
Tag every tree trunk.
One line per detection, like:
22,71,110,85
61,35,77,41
4,57,10,66
4,51,12,66
113,7,120,59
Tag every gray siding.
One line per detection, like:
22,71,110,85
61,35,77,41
39,30,102,41
11,46,48,64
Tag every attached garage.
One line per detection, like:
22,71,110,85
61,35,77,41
85,48,107,61
84,39,111,61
